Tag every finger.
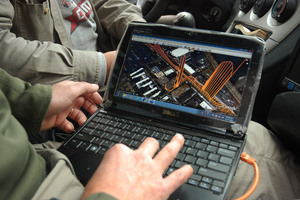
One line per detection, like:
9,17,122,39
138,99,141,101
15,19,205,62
84,91,103,105
80,98,99,115
154,134,184,173
57,119,75,133
72,82,99,99
164,165,193,194
136,137,159,158
68,107,88,125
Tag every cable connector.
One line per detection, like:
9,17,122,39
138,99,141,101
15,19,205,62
235,152,260,200
240,152,256,165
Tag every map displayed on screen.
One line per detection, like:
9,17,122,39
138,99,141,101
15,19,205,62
114,34,252,122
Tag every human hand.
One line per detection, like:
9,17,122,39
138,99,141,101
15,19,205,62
82,134,193,200
41,81,102,133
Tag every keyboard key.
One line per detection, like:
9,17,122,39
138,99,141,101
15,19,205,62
198,167,227,181
144,129,155,137
92,130,104,137
125,125,135,132
153,132,164,140
88,145,99,153
75,133,94,142
86,121,98,129
195,142,207,150
107,120,118,127
199,182,210,190
115,122,126,129
157,128,166,133
106,127,117,134
229,146,238,151
208,153,220,162
99,118,109,124
166,167,175,175
179,146,187,153
196,158,208,167
201,138,210,144
186,147,198,156
206,145,218,153
134,134,145,141
219,143,228,149
92,116,101,122
220,156,233,165
97,146,108,155
92,137,104,145
68,139,81,148
197,150,209,159
131,140,141,149
97,124,107,131
185,139,196,147
81,127,94,135
112,135,123,143
191,174,202,181
211,185,222,194
121,138,132,146
217,148,236,158
192,136,201,142
159,140,166,148
210,141,219,146
78,141,90,150
163,134,173,142
190,164,199,173
213,180,225,188
176,152,185,161
202,177,213,184
184,155,197,164
208,161,230,173
134,127,145,134
188,179,199,186
175,161,186,168
124,131,135,139
115,129,126,136
103,133,114,140
102,140,114,148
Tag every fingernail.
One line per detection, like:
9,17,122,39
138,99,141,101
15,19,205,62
175,133,184,140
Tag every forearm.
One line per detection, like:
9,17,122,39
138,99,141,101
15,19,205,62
0,69,51,138
0,0,105,86
0,30,104,85
93,0,145,39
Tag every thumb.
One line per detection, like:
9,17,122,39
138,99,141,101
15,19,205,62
74,82,99,97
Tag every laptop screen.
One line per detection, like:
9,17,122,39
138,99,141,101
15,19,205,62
106,23,264,133
113,33,253,123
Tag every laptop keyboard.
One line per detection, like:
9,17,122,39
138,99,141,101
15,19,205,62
65,112,238,195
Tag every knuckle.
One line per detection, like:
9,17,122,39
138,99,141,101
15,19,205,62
162,145,176,158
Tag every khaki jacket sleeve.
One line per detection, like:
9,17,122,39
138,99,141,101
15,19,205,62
0,0,103,86
93,0,146,40
0,68,52,139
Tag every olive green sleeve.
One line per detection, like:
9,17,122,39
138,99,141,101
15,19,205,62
85,192,118,200
0,69,52,139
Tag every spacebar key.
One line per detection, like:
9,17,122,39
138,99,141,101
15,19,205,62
198,167,227,181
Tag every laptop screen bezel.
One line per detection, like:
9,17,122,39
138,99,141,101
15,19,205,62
104,22,265,134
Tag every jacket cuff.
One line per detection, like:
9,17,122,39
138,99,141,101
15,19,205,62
72,50,106,87
85,192,118,200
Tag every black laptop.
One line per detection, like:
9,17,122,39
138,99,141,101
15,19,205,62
59,22,265,200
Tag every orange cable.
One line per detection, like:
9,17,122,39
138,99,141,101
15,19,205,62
235,152,260,200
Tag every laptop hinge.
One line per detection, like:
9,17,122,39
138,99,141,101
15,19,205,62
225,124,247,139
102,100,113,110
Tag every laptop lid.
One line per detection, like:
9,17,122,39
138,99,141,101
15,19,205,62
104,22,265,138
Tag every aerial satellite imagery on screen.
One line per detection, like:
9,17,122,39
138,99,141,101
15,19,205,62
115,39,250,120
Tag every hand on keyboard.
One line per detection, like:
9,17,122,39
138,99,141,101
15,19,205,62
82,134,193,200
41,81,102,133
